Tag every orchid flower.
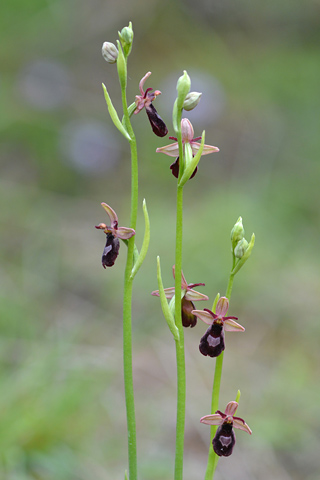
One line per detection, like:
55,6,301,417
134,72,168,137
95,203,135,268
192,296,244,357
200,401,252,457
156,118,219,178
152,266,208,327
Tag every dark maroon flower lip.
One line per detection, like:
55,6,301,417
102,233,120,268
146,103,168,137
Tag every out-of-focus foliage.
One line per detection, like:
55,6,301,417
1,0,320,479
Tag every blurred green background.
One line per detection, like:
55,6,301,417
1,0,320,479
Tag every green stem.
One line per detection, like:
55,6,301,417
121,66,139,480
174,185,186,480
173,105,186,480
204,269,235,480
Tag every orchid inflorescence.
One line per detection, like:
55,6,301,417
96,22,255,480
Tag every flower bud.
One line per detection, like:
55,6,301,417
119,22,134,57
234,238,249,258
183,92,202,111
120,25,134,45
231,217,245,251
176,70,191,109
101,42,118,64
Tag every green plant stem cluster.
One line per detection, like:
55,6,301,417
101,23,254,480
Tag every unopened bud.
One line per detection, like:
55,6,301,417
119,22,134,56
120,26,133,45
176,70,191,109
231,217,245,251
234,238,249,258
101,42,118,63
183,91,202,111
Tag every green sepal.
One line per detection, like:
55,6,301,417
124,471,128,480
116,40,127,91
231,233,255,275
102,83,131,141
157,256,180,342
130,199,151,279
178,130,205,187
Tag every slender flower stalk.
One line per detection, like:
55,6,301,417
118,36,139,480
98,23,155,480
204,217,254,480
174,130,186,480
204,273,235,480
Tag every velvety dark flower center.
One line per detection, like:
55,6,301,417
102,233,120,268
199,323,225,357
181,298,197,328
169,157,198,179
145,104,168,137
212,423,235,457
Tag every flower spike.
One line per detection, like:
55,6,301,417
134,72,168,137
95,203,135,268
200,401,252,457
192,297,244,357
